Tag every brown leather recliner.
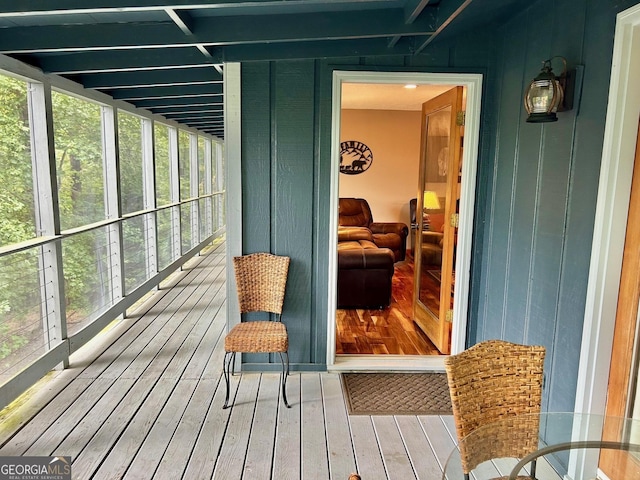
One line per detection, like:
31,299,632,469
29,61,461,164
338,198,409,262
337,240,395,308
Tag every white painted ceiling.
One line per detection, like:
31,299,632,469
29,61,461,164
341,83,454,111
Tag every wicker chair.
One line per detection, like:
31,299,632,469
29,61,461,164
444,340,546,480
223,252,291,409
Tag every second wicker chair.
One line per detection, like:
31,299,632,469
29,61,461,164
223,252,291,409
444,339,546,480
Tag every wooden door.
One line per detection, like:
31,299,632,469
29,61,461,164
412,87,463,355
600,120,640,478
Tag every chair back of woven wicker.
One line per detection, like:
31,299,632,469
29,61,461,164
233,253,290,316
444,339,546,474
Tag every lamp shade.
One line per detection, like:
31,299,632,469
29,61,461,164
524,61,564,123
423,191,441,210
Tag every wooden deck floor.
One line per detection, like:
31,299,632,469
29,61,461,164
0,243,535,479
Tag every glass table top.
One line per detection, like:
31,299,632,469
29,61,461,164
442,413,640,480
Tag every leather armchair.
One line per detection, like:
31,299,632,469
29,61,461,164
338,198,409,262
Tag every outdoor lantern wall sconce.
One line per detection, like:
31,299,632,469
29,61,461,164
524,56,575,123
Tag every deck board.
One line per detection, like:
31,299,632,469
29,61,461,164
396,416,442,480
244,373,279,480
273,374,301,480
322,372,359,479
373,416,418,479
300,373,330,480
215,374,261,479
350,415,387,479
0,243,467,479
181,378,233,480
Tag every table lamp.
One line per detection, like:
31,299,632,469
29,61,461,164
423,190,441,230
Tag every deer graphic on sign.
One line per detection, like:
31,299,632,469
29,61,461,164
340,140,373,175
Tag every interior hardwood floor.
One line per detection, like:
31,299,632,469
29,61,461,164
336,253,443,355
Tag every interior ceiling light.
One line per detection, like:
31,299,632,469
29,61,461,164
404,84,418,89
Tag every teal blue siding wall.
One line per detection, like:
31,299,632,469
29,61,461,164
240,42,494,372
239,0,639,410
241,61,324,370
471,0,638,413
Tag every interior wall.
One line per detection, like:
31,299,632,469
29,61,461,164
339,109,421,225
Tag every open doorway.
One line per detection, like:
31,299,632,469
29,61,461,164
336,83,451,357
327,71,483,372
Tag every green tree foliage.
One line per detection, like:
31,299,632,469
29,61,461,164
154,124,174,268
52,91,111,321
118,111,144,214
0,76,35,247
154,123,171,206
52,90,104,230
179,130,191,201
0,77,219,374
118,112,147,293
0,76,40,369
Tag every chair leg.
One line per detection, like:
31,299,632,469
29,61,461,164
279,351,291,408
223,352,235,409
530,459,537,479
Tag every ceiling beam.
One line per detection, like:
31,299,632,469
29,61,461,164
185,119,225,125
0,0,394,16
165,8,194,35
386,0,435,47
415,0,473,53
150,104,223,115
110,83,223,100
161,111,223,119
404,0,435,23
30,48,217,74
131,95,223,108
148,102,223,110
217,37,415,62
75,68,222,89
164,113,223,121
0,10,436,54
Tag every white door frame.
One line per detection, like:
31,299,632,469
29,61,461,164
572,4,640,479
326,70,483,371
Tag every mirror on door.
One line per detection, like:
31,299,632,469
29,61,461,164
412,86,464,355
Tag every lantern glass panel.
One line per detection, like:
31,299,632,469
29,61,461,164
528,80,555,113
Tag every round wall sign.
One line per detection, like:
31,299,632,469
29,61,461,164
340,140,373,175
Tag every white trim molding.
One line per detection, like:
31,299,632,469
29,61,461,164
224,62,242,337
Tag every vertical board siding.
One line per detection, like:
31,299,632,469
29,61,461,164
242,62,273,254
468,33,502,345
504,1,552,344
529,0,587,412
272,61,316,366
543,0,627,413
242,61,317,369
311,60,339,367
482,16,528,340
242,62,275,366
471,0,631,413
